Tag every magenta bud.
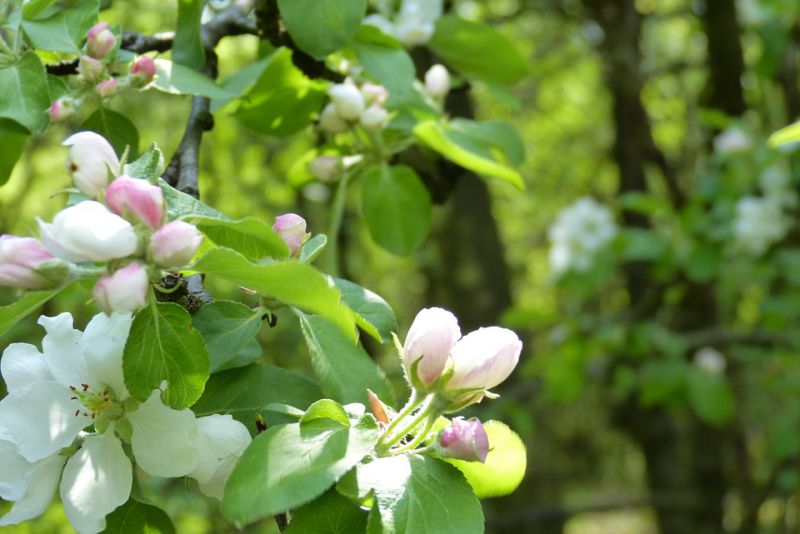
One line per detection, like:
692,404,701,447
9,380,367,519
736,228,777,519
438,417,489,463
403,307,461,388
105,175,165,229
49,97,77,123
93,262,149,314
0,236,57,289
95,79,118,98
130,56,157,87
272,213,307,256
77,55,104,82
149,221,203,268
86,22,117,59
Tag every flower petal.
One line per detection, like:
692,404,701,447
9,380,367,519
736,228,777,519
81,312,133,399
189,415,251,499
60,431,132,534
0,453,65,527
1,343,52,392
0,381,87,462
0,439,35,500
39,313,94,390
127,390,198,477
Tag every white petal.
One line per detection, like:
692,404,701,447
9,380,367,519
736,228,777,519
0,453,65,526
82,312,133,399
189,415,251,492
0,439,35,500
0,381,87,462
1,343,52,392
39,313,94,390
127,391,198,477
60,432,132,534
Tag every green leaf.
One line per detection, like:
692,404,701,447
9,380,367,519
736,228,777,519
299,234,328,263
101,499,175,534
0,287,66,339
687,371,735,426
0,121,28,185
285,489,368,534
192,363,323,428
413,120,524,188
22,0,57,20
448,118,526,167
297,312,394,406
362,164,432,256
0,51,51,134
445,420,527,499
81,107,139,158
124,142,164,183
232,48,326,138
212,58,270,112
620,228,668,261
300,399,351,426
194,217,290,260
277,0,367,59
192,300,263,372
173,0,205,71
192,247,357,339
153,59,239,100
20,0,98,53
353,26,422,109
338,455,484,534
222,416,380,524
158,179,228,220
123,301,210,409
333,277,397,343
769,120,800,148
429,15,528,84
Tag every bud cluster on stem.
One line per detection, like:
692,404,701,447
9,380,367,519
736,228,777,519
320,80,390,134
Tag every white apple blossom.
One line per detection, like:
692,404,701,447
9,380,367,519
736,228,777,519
694,347,726,375
188,414,251,499
733,196,789,256
63,132,120,198
0,313,200,533
548,197,617,275
714,127,751,154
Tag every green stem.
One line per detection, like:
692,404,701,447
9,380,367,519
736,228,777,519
377,395,439,454
378,391,424,448
322,169,352,276
394,412,438,454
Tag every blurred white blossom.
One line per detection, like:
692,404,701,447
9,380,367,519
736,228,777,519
694,347,726,375
548,197,617,275
714,127,751,154
733,196,790,255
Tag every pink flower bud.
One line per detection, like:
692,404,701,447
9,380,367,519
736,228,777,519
319,103,349,133
361,83,389,106
149,221,203,268
93,262,149,314
424,64,450,99
359,104,389,133
328,83,365,120
272,213,307,256
105,175,165,229
130,56,157,87
49,97,77,123
0,236,57,289
446,327,522,392
95,79,118,98
86,22,117,59
77,55,104,82
308,156,340,182
438,417,489,463
403,307,461,387
63,131,120,197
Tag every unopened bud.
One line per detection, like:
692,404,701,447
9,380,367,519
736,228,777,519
308,156,340,182
445,327,522,393
394,20,434,46
438,417,489,463
130,56,157,87
77,55,104,83
424,64,450,99
49,97,77,123
272,213,307,256
328,83,365,120
403,307,461,388
319,103,348,133
105,175,165,229
63,131,120,197
86,22,117,59
359,104,389,133
95,79,118,98
93,262,149,314
361,83,389,106
0,236,58,289
149,221,203,268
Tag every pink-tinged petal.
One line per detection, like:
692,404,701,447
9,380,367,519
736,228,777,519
127,391,198,477
438,417,489,463
447,327,522,391
104,175,165,229
148,221,203,268
81,312,133,399
272,213,306,256
60,431,131,534
38,313,95,390
92,263,150,315
0,381,87,462
403,307,461,386
1,343,53,393
0,453,65,527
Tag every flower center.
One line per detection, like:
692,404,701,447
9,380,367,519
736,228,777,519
69,383,124,420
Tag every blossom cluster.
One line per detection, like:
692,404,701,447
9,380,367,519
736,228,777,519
319,80,391,135
0,132,203,314
0,312,251,533
365,0,443,46
548,196,618,275
49,23,157,123
733,166,796,256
